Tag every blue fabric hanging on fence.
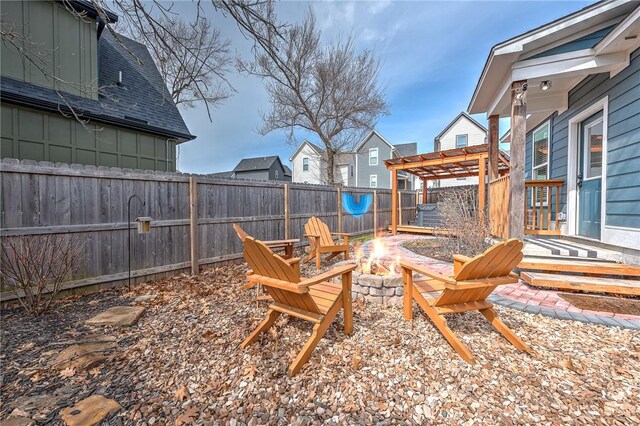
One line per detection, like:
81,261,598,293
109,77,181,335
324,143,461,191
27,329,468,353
342,193,373,218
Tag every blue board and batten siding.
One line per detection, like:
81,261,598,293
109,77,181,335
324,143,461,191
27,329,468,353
525,48,640,230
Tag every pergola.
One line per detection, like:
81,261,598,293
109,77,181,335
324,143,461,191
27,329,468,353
384,144,510,234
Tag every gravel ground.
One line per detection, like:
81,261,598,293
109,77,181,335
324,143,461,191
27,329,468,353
1,252,640,425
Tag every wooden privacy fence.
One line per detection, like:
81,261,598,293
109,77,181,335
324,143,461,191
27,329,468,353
0,159,418,300
489,174,510,239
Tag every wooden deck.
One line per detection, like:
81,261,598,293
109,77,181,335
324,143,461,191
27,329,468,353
518,259,640,278
521,272,640,296
391,225,451,235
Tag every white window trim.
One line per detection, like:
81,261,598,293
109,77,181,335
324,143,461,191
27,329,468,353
531,120,551,205
369,174,377,188
275,169,279,179
302,157,309,171
369,148,378,166
455,134,468,149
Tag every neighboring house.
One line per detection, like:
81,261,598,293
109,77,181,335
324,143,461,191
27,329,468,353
0,0,194,171
289,140,327,185
469,0,640,250
432,112,487,188
290,131,417,189
217,156,292,182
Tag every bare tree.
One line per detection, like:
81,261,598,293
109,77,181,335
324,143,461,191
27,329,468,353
229,7,389,185
1,235,84,315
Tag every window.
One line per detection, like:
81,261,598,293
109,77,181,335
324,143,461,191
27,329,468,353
584,118,603,179
302,157,309,171
456,134,468,148
370,174,377,188
275,169,279,179
369,148,378,166
532,121,550,203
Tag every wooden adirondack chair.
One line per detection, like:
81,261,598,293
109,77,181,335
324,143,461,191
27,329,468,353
304,216,350,269
241,236,356,376
233,223,297,259
233,223,300,301
401,239,532,363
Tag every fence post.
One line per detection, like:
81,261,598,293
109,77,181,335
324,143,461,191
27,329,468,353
189,177,198,275
337,186,343,233
398,190,402,227
284,183,290,239
373,190,377,234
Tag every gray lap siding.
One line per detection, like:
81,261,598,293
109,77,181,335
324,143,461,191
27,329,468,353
525,48,640,228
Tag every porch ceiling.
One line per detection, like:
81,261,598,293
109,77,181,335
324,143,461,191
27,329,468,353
384,144,509,180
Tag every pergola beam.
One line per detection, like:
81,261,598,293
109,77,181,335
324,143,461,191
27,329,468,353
387,152,488,171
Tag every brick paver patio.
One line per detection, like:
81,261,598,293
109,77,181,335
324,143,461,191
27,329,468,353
360,235,640,330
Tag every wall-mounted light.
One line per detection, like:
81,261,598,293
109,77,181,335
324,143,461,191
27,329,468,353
541,81,552,91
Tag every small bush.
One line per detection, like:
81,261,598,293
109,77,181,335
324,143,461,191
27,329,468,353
437,188,492,259
1,234,84,315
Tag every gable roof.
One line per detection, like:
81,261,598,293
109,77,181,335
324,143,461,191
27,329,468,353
468,0,638,115
434,112,487,141
289,140,324,161
393,143,417,158
283,165,292,176
209,171,235,179
354,129,395,152
234,156,281,172
0,31,195,141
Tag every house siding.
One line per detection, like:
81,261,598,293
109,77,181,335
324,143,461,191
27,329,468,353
525,48,640,229
1,0,98,99
356,134,393,189
435,115,487,188
291,143,324,184
0,104,177,171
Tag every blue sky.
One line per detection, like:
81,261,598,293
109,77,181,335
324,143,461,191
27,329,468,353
176,0,593,174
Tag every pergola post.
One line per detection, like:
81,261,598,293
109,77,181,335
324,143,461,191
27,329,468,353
422,178,428,204
391,169,398,235
509,80,527,240
488,115,500,181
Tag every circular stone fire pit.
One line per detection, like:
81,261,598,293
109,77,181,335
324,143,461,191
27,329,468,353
334,238,404,305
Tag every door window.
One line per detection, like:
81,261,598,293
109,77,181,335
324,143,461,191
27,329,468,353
584,119,603,179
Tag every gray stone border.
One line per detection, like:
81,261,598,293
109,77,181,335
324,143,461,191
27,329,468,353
488,295,640,330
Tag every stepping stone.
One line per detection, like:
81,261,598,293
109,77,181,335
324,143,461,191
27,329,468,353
85,306,145,327
134,294,157,303
59,395,120,426
49,340,116,371
0,416,35,426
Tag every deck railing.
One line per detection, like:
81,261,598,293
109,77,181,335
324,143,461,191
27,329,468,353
525,179,564,235
489,176,565,238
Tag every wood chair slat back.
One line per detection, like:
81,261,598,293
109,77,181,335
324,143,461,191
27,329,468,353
305,217,334,248
454,239,523,281
434,239,523,307
243,237,322,313
233,223,249,242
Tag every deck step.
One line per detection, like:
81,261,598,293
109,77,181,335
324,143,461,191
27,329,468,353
521,272,640,296
518,259,640,278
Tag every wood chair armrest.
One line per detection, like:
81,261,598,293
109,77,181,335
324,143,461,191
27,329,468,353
400,261,456,285
299,264,357,288
285,257,301,265
304,234,321,238
265,239,299,245
331,232,352,236
246,274,308,294
450,274,519,289
453,254,471,275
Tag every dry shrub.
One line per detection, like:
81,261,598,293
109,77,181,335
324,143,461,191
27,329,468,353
437,187,492,258
1,234,84,315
